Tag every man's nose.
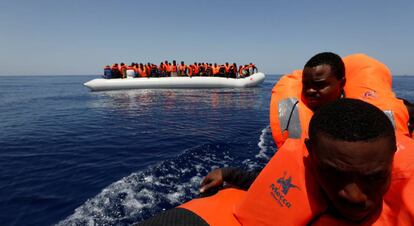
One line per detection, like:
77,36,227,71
306,88,317,95
338,183,368,205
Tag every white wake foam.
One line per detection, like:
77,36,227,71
56,144,233,226
243,125,275,170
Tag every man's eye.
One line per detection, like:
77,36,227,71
318,166,339,177
314,83,326,89
365,174,388,183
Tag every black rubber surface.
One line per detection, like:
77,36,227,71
135,207,209,226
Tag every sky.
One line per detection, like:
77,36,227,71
0,0,413,76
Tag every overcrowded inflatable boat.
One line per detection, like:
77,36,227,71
84,72,265,91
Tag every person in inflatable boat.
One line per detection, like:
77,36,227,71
225,99,414,225
269,52,411,149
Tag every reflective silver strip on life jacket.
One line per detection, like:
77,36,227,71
383,110,396,129
278,98,301,138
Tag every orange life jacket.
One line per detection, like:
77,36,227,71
145,65,151,74
269,70,312,148
233,138,327,225
172,65,178,73
187,65,193,76
178,139,326,226
138,68,147,77
234,134,414,226
165,64,171,72
238,67,243,75
119,65,127,71
225,65,230,73
193,65,199,74
213,66,219,75
179,65,187,75
120,65,127,78
159,65,164,72
270,54,410,148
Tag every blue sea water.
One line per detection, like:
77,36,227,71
0,75,413,226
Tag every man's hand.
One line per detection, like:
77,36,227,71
200,168,224,193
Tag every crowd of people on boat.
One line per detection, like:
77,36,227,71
103,60,258,79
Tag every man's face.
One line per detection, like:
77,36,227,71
302,65,344,111
306,134,396,222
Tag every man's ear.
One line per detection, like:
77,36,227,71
305,138,312,155
340,77,346,89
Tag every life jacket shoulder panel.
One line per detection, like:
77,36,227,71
233,138,327,225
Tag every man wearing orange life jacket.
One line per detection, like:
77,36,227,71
119,63,127,79
244,64,251,77
163,60,171,77
237,65,244,78
239,99,414,225
145,63,151,77
269,52,410,149
224,62,230,77
187,64,194,77
111,63,121,78
212,63,219,76
178,61,187,76
138,63,147,78
238,65,249,77
248,62,258,75
194,99,414,226
171,60,178,77
133,63,139,77
193,63,200,76
158,62,165,77
134,64,140,77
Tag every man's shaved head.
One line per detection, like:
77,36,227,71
309,98,395,142
306,99,396,222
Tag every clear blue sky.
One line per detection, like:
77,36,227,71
1,0,413,75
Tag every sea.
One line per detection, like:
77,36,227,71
0,75,413,226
